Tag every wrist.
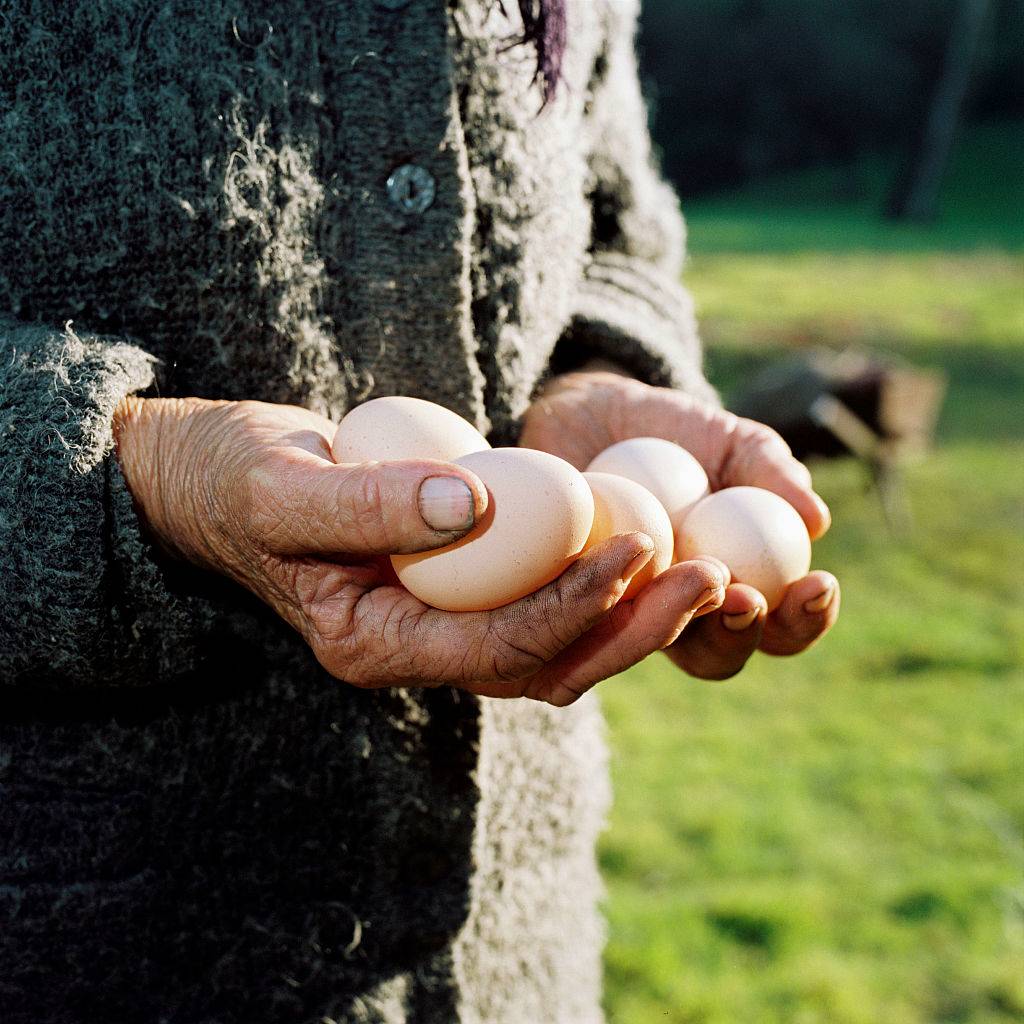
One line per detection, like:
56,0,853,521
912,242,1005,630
112,395,230,568
538,364,648,403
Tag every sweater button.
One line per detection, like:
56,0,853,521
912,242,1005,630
386,164,436,215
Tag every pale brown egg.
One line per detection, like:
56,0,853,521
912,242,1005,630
675,486,811,611
332,395,489,464
586,437,709,536
583,472,674,600
392,448,594,612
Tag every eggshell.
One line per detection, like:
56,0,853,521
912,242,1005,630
332,396,489,464
392,448,594,612
675,486,811,611
586,437,709,532
583,472,674,600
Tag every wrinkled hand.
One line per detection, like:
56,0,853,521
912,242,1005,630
112,397,727,704
520,370,840,679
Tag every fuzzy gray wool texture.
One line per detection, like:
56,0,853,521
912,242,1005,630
0,1,713,1021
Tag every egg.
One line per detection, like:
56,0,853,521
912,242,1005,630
675,486,811,611
392,448,594,612
586,437,709,536
583,473,674,600
332,395,489,464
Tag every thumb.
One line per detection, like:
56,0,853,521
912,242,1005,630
262,456,489,557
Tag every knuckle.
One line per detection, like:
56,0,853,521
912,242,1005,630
543,685,584,708
341,469,393,550
546,573,607,645
354,468,387,519
297,573,364,670
693,563,726,595
528,582,575,650
309,627,376,688
745,418,786,449
676,561,726,605
479,579,589,682
566,561,622,621
312,590,428,688
480,624,548,682
762,427,810,479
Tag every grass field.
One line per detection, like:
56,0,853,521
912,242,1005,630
600,123,1024,1024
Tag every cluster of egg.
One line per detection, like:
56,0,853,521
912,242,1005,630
332,397,811,612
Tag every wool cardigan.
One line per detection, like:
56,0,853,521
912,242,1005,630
0,1,714,1021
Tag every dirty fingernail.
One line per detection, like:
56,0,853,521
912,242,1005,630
622,544,655,582
723,607,762,632
419,477,475,532
692,585,725,618
804,584,835,614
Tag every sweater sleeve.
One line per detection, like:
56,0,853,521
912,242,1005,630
552,0,719,406
0,318,216,689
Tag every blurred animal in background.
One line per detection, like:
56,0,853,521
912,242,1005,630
731,350,947,533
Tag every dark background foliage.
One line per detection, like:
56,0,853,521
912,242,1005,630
637,0,1024,197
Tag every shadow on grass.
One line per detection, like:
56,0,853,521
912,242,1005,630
707,910,782,953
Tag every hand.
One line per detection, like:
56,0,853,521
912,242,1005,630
520,370,840,679
112,396,728,703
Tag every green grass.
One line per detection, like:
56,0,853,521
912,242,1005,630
683,121,1024,254
600,124,1024,1024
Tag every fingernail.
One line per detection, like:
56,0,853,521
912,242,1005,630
692,584,725,618
723,607,761,632
621,546,654,582
812,494,831,531
419,477,475,532
688,563,728,618
804,584,834,614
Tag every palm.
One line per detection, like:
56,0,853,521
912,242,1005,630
520,371,828,536
520,370,839,679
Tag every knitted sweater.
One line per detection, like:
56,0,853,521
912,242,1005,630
0,2,711,1021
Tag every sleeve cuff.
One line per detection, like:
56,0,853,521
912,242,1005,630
553,254,720,407
0,320,214,689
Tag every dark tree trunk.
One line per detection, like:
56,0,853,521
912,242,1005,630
886,0,993,221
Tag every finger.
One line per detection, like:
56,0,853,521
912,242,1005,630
463,533,657,692
721,422,832,540
518,559,728,706
664,583,767,681
310,532,656,689
251,454,490,556
760,571,840,656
